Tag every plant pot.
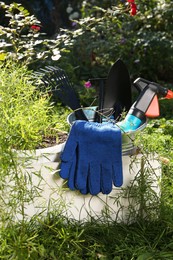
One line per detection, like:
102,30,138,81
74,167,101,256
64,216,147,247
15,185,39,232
16,142,66,164
14,154,161,223
8,109,161,223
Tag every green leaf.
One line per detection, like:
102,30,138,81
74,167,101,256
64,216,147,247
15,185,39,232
137,252,153,260
0,53,6,61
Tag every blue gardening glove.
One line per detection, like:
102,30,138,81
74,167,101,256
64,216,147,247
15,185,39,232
60,120,123,195
75,121,123,195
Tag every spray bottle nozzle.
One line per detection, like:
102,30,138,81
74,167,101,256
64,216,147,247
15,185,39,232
134,77,173,99
165,89,173,99
118,78,173,132
132,77,173,119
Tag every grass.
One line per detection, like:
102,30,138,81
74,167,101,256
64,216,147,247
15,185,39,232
1,213,173,259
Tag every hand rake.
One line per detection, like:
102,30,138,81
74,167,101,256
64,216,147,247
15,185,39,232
37,66,88,121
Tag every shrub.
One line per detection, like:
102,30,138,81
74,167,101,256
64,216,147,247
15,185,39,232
0,2,60,69
0,61,54,150
56,0,173,86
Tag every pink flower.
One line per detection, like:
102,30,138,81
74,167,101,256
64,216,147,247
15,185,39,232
84,81,92,88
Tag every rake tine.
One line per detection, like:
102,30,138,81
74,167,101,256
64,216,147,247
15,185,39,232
32,72,45,81
33,71,44,77
39,67,54,74
45,66,66,77
43,75,58,89
48,69,80,108
44,66,64,78
45,65,61,72
61,70,73,87
42,68,60,86
41,77,49,86
53,68,72,89
49,69,67,89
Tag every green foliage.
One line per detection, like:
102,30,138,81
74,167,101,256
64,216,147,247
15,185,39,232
135,118,173,161
130,1,173,81
50,103,71,133
1,1,173,86
0,215,85,259
0,61,54,150
56,0,173,87
1,216,173,259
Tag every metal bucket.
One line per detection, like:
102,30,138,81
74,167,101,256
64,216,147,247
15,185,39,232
67,107,147,156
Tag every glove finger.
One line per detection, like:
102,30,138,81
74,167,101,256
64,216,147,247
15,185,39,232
100,165,113,194
59,161,72,179
88,163,101,195
75,161,89,190
112,163,123,187
60,123,78,162
80,187,88,195
67,155,77,190
60,141,77,162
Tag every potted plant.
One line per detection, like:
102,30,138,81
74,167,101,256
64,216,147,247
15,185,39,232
0,61,69,163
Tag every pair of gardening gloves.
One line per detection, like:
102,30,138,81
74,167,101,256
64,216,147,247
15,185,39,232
59,120,123,195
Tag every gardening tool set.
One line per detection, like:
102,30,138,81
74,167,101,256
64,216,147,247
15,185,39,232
38,59,173,195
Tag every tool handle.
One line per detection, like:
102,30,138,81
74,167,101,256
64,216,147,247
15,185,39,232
74,109,88,121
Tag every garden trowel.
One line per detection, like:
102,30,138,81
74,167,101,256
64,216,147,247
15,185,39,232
94,59,132,122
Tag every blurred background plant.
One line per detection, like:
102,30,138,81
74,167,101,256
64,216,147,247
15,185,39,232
0,2,60,68
1,1,173,102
